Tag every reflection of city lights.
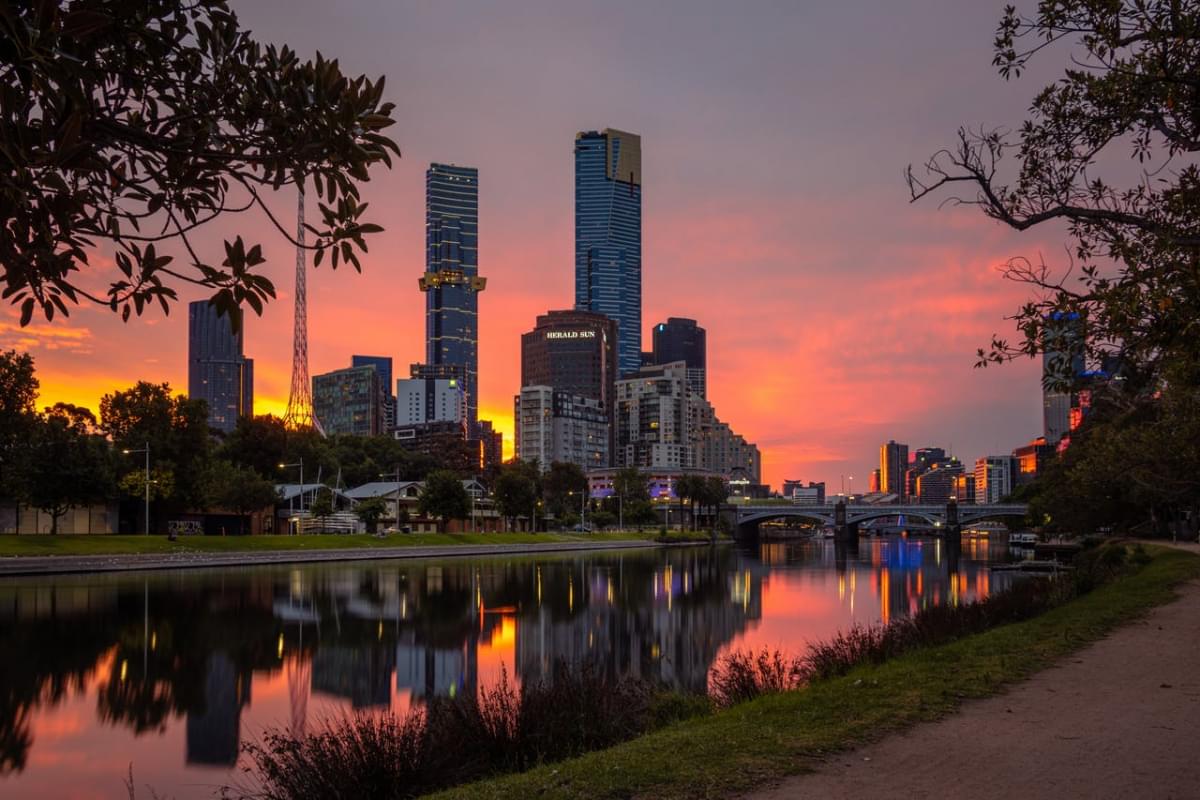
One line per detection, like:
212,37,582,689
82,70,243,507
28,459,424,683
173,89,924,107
277,633,284,659
536,567,542,606
651,643,661,659
377,620,383,640
881,568,891,624
401,594,408,619
119,659,127,682
607,576,614,604
568,575,574,613
150,631,157,651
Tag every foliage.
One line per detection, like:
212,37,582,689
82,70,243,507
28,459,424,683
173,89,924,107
624,500,658,528
492,461,539,530
218,415,289,478
24,404,113,533
1,0,399,328
588,510,616,530
117,465,175,503
542,461,587,519
354,497,388,533
306,488,334,533
908,1,1200,391
708,649,805,709
0,350,38,497
100,381,211,509
237,663,665,800
417,470,470,532
202,460,279,534
611,466,650,506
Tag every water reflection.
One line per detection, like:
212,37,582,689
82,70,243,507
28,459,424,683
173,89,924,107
0,536,1010,797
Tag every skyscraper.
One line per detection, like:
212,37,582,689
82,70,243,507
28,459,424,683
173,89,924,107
651,317,707,397
352,355,394,428
1042,311,1085,443
879,440,909,501
574,129,642,376
421,163,484,428
187,301,253,433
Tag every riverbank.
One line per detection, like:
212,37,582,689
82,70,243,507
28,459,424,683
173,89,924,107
432,546,1200,800
0,532,700,577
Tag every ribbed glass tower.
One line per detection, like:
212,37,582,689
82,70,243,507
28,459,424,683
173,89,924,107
574,129,642,376
420,163,484,428
187,301,253,433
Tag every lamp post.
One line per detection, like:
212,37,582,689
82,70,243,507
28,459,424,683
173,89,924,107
848,475,854,499
280,459,305,531
122,442,150,535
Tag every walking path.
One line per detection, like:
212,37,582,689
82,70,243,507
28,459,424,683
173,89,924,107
749,574,1200,800
0,538,660,578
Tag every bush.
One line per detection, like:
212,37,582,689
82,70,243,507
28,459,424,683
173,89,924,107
709,648,805,708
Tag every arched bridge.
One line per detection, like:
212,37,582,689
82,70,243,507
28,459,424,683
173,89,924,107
734,501,1028,539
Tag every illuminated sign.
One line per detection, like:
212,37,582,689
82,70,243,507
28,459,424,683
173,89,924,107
546,330,597,340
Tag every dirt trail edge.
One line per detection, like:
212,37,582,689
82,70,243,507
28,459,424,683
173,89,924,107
748,580,1200,800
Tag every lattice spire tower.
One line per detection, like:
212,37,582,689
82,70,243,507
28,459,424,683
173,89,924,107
282,183,315,429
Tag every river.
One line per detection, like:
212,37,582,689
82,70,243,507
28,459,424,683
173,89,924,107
0,536,1014,798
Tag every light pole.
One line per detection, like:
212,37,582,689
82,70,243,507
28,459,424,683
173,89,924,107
280,459,305,531
848,475,854,499
122,442,150,535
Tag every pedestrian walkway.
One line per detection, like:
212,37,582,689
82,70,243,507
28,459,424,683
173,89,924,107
748,577,1200,800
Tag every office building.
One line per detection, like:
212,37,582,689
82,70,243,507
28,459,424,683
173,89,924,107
691,393,761,483
915,459,965,504
475,420,504,472
651,317,707,398
187,301,253,433
974,455,1016,504
421,163,485,428
574,128,642,375
1013,437,1055,485
313,365,385,436
396,375,465,426
879,440,909,501
869,469,881,494
514,386,608,472
912,447,946,475
954,473,976,504
352,355,394,428
521,309,618,410
1042,311,1085,443
781,480,825,505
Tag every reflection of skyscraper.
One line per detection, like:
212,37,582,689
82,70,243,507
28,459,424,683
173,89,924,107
575,129,642,376
185,652,249,766
187,301,253,433
311,645,396,709
421,163,484,428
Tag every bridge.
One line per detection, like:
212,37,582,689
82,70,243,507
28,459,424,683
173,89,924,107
733,501,1028,540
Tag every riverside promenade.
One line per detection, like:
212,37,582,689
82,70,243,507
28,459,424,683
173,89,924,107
0,538,660,578
750,542,1200,800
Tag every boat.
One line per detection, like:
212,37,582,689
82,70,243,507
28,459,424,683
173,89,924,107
1008,532,1038,546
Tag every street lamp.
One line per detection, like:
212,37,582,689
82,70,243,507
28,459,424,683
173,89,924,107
848,475,854,499
122,442,150,535
279,458,305,517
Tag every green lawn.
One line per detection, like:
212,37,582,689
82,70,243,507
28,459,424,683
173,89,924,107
0,530,663,557
432,547,1200,800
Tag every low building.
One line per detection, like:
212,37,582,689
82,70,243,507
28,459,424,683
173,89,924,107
915,459,965,504
1012,436,1055,485
974,456,1015,504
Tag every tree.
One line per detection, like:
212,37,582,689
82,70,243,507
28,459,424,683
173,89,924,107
25,404,113,534
355,497,388,535
674,475,707,531
417,470,470,533
542,462,587,520
493,462,540,531
0,351,38,499
101,382,211,512
203,460,279,535
307,488,334,534
218,415,288,478
702,476,730,535
611,466,649,529
2,0,399,328
907,1,1200,390
625,500,659,529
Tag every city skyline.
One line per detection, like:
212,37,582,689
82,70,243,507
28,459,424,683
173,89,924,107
2,1,1060,490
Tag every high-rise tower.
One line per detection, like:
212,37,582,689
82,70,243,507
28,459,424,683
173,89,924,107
651,317,706,398
420,163,484,428
283,185,316,430
187,302,253,433
574,129,642,376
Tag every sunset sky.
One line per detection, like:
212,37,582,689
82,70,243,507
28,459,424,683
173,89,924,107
6,1,1073,490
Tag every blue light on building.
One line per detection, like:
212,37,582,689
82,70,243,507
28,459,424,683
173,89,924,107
574,129,642,376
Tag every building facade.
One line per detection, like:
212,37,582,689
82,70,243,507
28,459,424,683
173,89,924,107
313,365,385,437
187,301,253,434
521,309,619,412
514,386,609,472
396,376,465,426
690,393,761,483
651,317,706,398
974,455,1016,504
352,355,394,429
574,129,642,376
915,459,965,504
879,440,909,502
614,362,691,470
1013,436,1055,485
421,163,485,428
1042,311,1086,444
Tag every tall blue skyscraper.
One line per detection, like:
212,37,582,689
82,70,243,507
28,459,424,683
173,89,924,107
574,129,642,376
420,163,485,427
187,301,253,433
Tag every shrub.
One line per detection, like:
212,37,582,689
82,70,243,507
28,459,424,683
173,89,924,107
709,648,804,708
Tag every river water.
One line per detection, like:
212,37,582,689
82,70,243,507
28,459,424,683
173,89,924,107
0,536,1013,798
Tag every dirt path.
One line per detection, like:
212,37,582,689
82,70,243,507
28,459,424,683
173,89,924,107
749,579,1200,800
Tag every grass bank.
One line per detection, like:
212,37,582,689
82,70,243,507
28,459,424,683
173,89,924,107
433,546,1200,800
0,530,664,558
